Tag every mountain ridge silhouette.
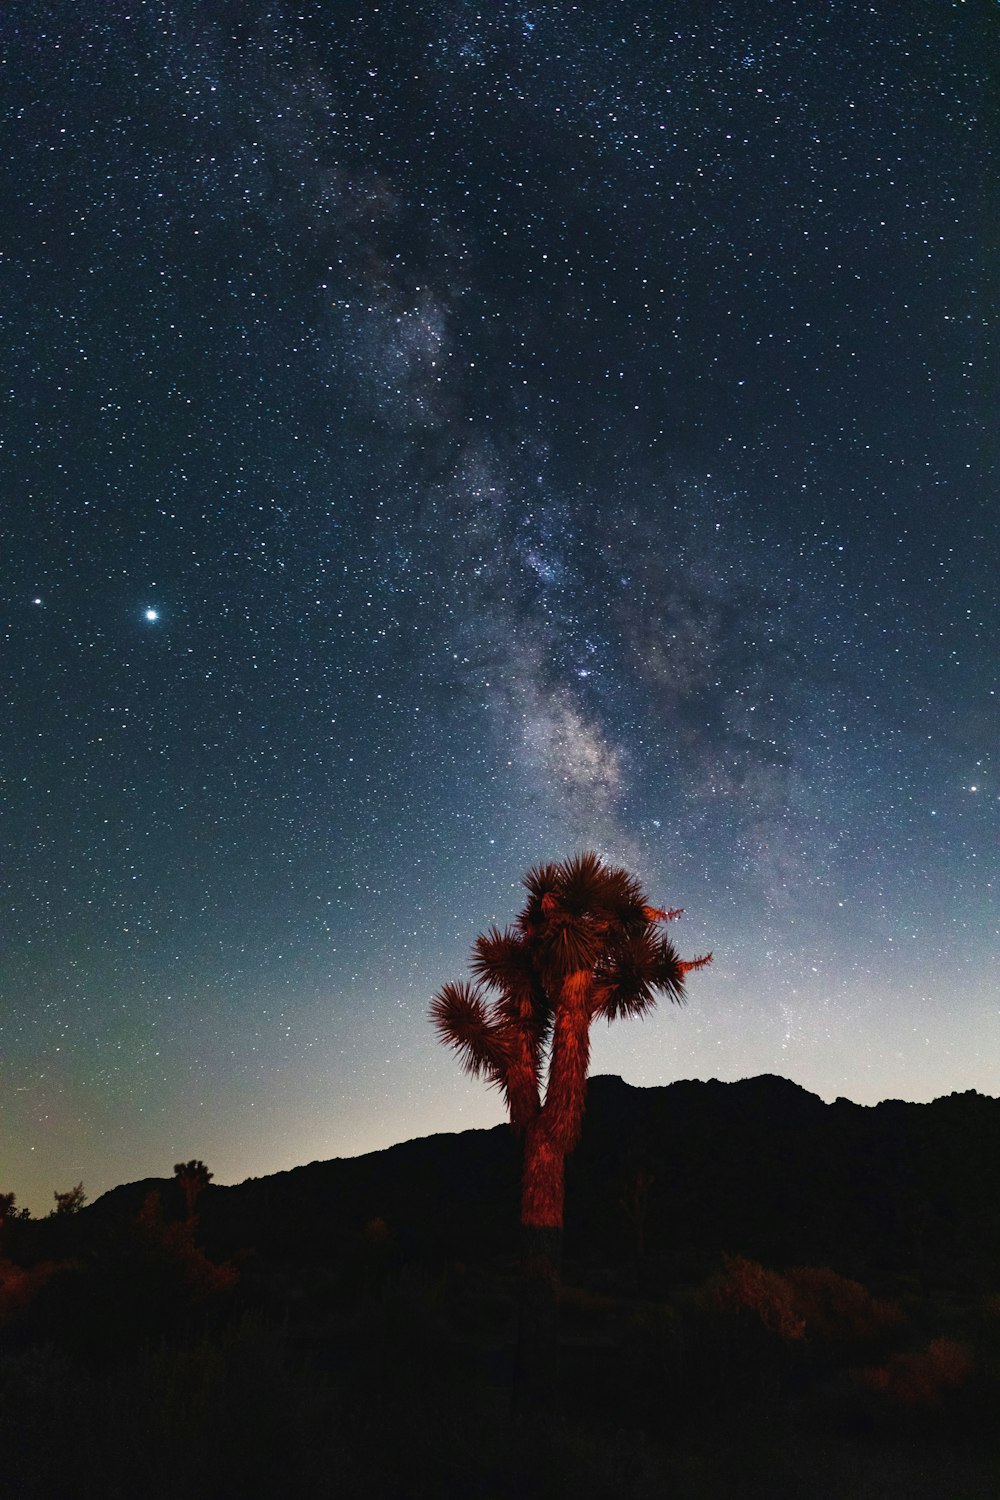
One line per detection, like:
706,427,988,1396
72,1073,999,1294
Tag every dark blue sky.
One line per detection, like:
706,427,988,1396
2,1,996,1212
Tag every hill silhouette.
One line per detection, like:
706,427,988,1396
74,1073,1000,1294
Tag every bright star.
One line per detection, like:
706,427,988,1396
144,608,159,622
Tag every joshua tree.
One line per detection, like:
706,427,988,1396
431,851,711,1399
173,1159,213,1220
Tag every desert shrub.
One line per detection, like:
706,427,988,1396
133,1190,239,1302
856,1336,973,1408
783,1264,904,1343
0,1256,65,1328
16,1192,239,1363
712,1254,806,1340
712,1257,906,1356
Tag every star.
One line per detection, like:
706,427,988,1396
143,608,160,622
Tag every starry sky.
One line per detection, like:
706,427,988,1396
3,1,996,1213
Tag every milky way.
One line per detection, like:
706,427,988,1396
2,2,996,1211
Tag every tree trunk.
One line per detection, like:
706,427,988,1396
543,970,592,1153
514,1116,565,1410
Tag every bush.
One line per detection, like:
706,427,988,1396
856,1337,973,1408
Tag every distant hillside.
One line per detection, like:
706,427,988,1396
83,1074,1000,1292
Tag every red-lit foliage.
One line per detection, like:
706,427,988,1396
0,1256,63,1327
431,852,710,1233
714,1254,807,1340
856,1337,973,1407
783,1264,904,1342
714,1256,904,1345
136,1190,239,1301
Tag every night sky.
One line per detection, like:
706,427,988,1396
3,2,996,1213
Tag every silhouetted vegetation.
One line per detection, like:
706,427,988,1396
51,1182,87,1216
174,1159,214,1220
2,1077,999,1496
0,1192,31,1235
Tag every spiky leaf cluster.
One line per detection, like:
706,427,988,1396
431,852,711,1133
431,927,548,1129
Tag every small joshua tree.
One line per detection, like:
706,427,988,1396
173,1159,213,1220
431,851,710,1400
